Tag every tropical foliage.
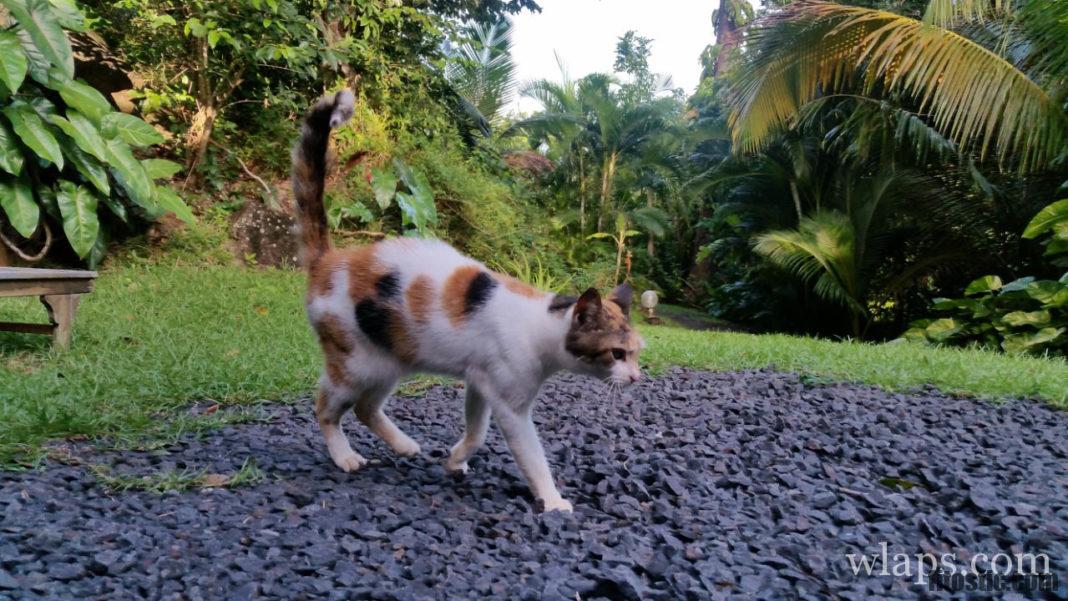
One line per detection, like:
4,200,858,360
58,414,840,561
904,273,1067,355
686,0,1067,343
0,0,190,265
3,0,1067,362
904,198,1068,355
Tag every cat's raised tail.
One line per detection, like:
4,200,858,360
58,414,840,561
291,89,355,266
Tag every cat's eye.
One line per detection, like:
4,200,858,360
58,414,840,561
611,348,625,361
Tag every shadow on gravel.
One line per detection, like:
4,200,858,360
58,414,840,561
1,369,1066,600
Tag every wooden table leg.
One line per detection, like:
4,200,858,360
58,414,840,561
41,294,81,350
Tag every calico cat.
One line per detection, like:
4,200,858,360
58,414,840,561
292,90,643,512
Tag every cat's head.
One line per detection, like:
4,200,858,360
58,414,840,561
565,283,643,386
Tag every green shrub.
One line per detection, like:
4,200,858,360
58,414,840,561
903,274,1067,356
0,0,191,265
905,200,1068,356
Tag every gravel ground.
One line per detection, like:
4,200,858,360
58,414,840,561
2,369,1067,601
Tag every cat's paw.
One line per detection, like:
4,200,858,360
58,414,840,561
542,498,574,513
392,438,421,458
333,452,368,473
444,458,469,475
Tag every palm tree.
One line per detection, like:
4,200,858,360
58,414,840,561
445,18,518,129
514,72,677,233
753,166,990,337
710,0,755,77
727,0,1068,171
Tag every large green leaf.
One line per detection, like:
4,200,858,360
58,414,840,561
370,164,398,210
1025,280,1066,306
1000,276,1035,293
964,275,1002,296
0,175,39,238
15,28,50,85
56,80,113,124
1023,199,1068,239
100,112,164,147
142,158,182,180
50,110,108,161
0,31,28,93
2,102,63,168
2,0,75,79
924,317,961,342
56,180,99,258
64,143,110,196
47,0,85,32
1001,310,1051,328
154,186,195,225
1001,327,1065,354
98,191,127,223
104,137,154,209
0,119,24,175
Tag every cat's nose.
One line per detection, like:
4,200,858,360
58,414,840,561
628,373,640,384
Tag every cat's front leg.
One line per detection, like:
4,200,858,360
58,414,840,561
445,383,492,474
464,370,571,512
493,402,572,513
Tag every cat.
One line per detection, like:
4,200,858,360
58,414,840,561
291,89,643,512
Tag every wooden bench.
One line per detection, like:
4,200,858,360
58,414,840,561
0,267,97,350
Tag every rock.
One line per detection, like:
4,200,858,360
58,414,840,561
812,492,836,509
0,370,1064,601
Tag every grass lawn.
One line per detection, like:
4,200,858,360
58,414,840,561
2,263,1066,467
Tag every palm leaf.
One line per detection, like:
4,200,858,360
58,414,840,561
923,0,1009,28
728,0,1068,171
445,18,517,125
754,210,865,314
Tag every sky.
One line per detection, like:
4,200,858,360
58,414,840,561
507,0,719,114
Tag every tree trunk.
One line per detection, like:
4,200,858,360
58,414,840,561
599,151,618,230
578,154,587,234
789,179,803,223
646,189,655,257
712,1,743,78
614,237,624,285
184,103,217,178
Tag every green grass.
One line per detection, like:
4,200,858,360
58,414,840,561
637,325,1067,405
2,263,1066,467
89,457,266,493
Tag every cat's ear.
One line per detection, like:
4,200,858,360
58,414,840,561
609,282,633,318
573,287,602,325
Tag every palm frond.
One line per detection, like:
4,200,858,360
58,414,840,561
1016,0,1068,83
754,210,865,314
445,18,517,124
923,0,1009,28
728,1,1068,171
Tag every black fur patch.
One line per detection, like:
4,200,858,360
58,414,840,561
355,299,392,351
375,272,401,299
548,295,578,313
464,272,497,315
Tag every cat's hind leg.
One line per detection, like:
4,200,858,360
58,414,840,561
354,381,421,457
445,382,491,474
316,382,367,472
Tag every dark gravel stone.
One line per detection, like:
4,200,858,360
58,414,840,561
1,369,1066,600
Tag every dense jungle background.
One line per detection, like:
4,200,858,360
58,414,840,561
1,0,1066,354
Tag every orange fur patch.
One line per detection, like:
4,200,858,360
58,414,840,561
406,275,435,325
314,313,352,386
442,265,482,326
494,272,545,299
388,317,416,364
307,251,344,298
344,245,384,301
